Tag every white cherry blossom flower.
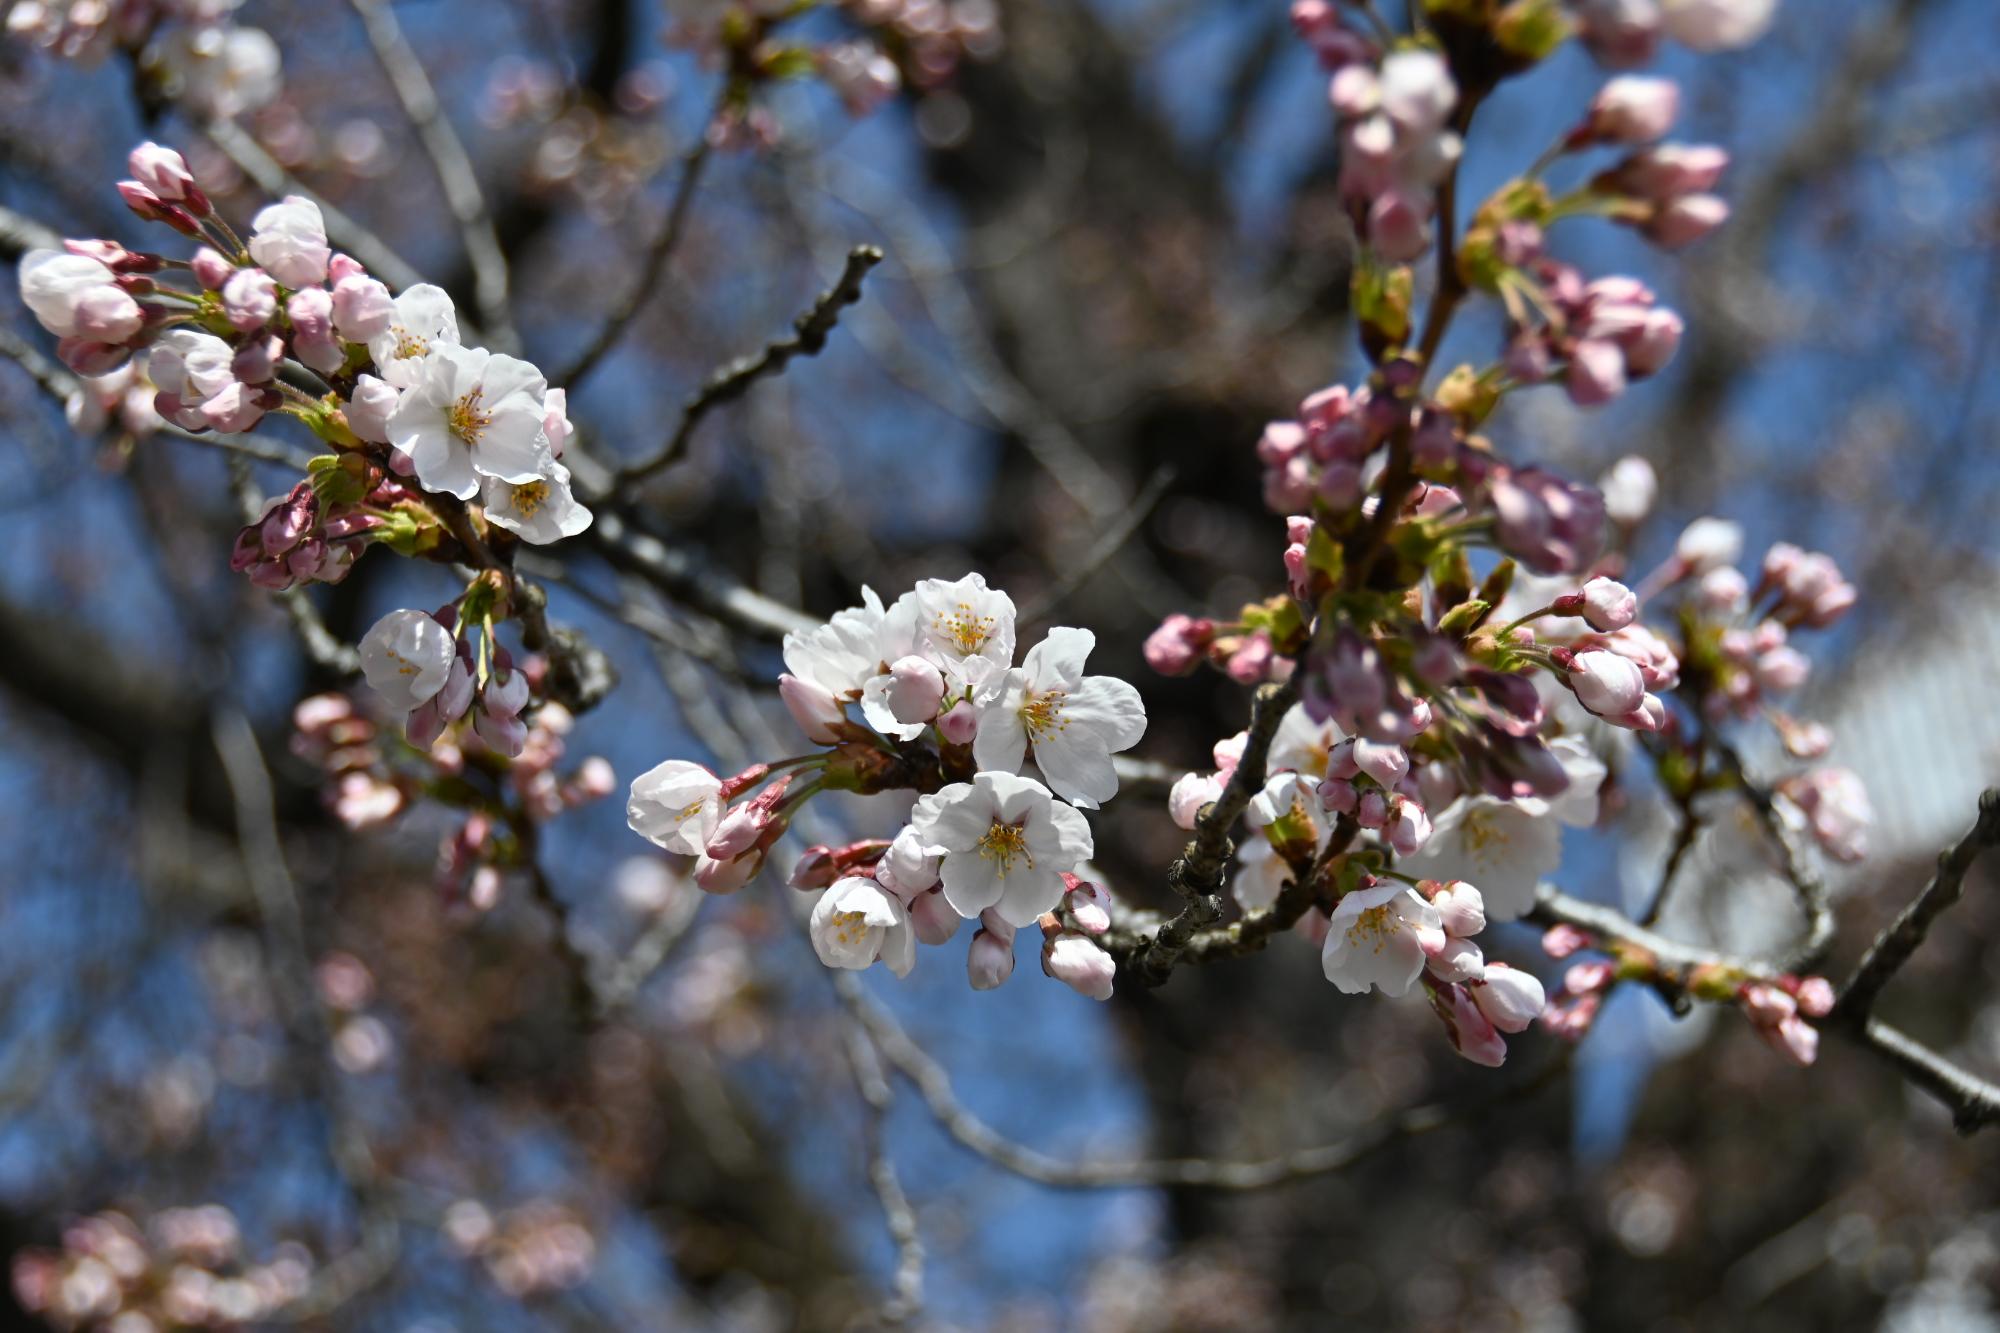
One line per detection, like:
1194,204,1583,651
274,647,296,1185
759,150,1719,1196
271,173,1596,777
909,771,1093,927
359,609,455,713
972,627,1146,808
159,24,283,120
810,876,916,977
1321,882,1444,996
480,456,592,544
911,572,1015,699
367,284,461,389
1397,796,1563,921
626,760,724,855
388,344,551,499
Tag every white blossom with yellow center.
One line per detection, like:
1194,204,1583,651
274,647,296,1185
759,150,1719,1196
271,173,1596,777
809,876,915,977
481,456,592,545
626,760,725,856
909,770,1093,927
1321,882,1443,996
358,609,455,713
973,627,1146,809
386,343,550,500
366,283,460,389
911,572,1016,701
1398,795,1563,921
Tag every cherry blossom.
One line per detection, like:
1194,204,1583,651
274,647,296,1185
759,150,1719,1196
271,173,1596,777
480,458,593,544
810,876,916,977
359,610,456,714
246,195,330,288
908,770,1093,927
1400,797,1564,921
1321,882,1444,997
387,344,553,499
367,283,462,390
911,572,1016,698
626,760,725,855
973,627,1146,808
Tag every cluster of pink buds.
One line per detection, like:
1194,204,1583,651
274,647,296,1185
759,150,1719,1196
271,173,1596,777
1739,974,1834,1066
227,474,395,591
1506,271,1685,408
1777,767,1873,864
10,1207,312,1331
356,608,565,760
1292,4,1460,261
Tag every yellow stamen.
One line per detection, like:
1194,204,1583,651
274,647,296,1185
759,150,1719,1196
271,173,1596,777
977,820,1033,876
829,909,872,947
511,480,550,516
448,386,492,445
934,601,996,656
1019,689,1068,739
1345,903,1398,955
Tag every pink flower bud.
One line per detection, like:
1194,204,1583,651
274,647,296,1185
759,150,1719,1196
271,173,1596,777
200,381,269,433
1351,738,1408,787
936,699,978,746
1427,935,1485,983
1226,631,1275,684
1646,193,1730,248
885,654,945,725
907,887,961,946
1569,649,1646,717
1434,983,1508,1067
1565,960,1615,995
332,273,395,341
1586,75,1679,143
694,850,761,894
1599,455,1657,525
1472,963,1547,1033
1385,796,1431,856
790,847,839,889
1143,614,1214,676
1168,772,1224,831
1318,776,1360,816
1740,982,1796,1028
1794,976,1835,1018
1755,645,1810,693
288,287,345,374
345,374,399,443
967,917,1016,990
1042,934,1115,1001
1066,877,1113,936
1761,1014,1819,1066
72,285,143,343
221,267,276,331
1612,143,1729,200
778,672,846,744
1580,576,1638,631
1624,307,1684,377
1430,881,1486,937
191,247,235,290
1355,788,1388,829
128,141,204,210
117,181,199,234
329,254,365,284
1566,338,1628,406
232,332,283,384
1542,923,1591,958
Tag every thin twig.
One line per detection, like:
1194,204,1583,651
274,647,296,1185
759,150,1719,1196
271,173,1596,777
1127,677,1299,985
346,0,518,352
602,245,884,494
556,123,716,389
1531,881,2000,1135
836,971,1561,1189
1836,788,2000,1022
210,709,403,1318
1716,739,1836,972
842,1020,924,1324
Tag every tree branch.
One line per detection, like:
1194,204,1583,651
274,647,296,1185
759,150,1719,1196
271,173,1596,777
1836,787,2000,1022
346,0,518,352
601,245,884,494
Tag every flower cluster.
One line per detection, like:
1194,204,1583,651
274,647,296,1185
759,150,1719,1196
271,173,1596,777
4,0,281,119
10,1208,312,1331
628,573,1145,998
1293,5,1461,262
1573,0,1778,67
1119,0,1862,1070
293,675,612,908
16,142,592,590
440,1200,596,1300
